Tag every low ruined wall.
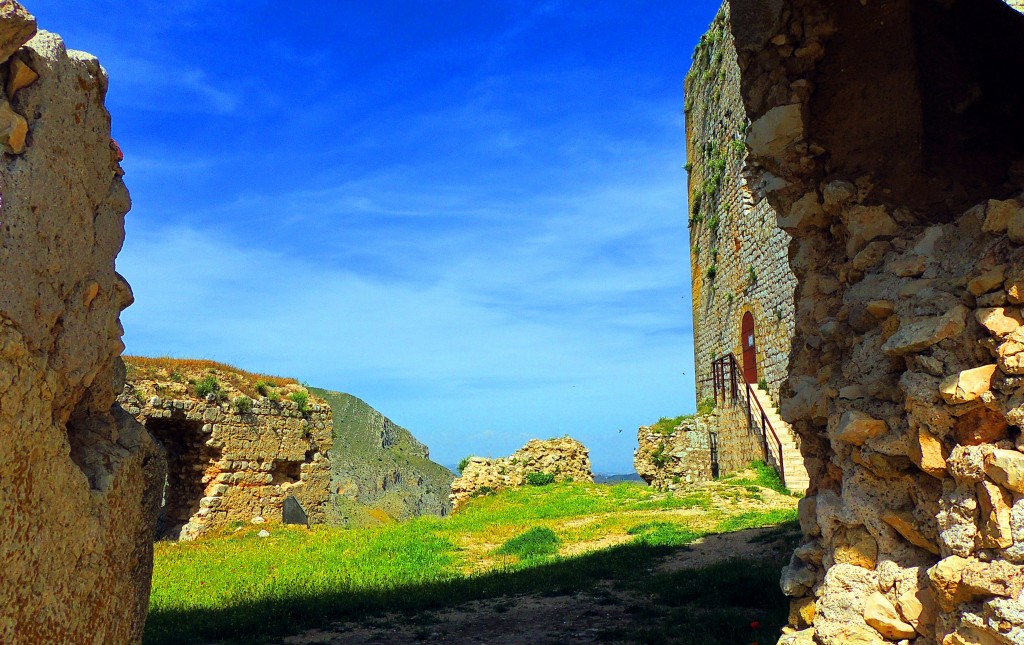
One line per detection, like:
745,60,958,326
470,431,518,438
635,415,715,489
119,379,333,540
0,4,165,643
451,437,593,511
713,0,1024,642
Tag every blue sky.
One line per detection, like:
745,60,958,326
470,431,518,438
30,1,721,472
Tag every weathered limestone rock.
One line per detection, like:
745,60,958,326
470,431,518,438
977,480,1013,549
955,407,1009,447
5,53,36,98
450,437,593,511
941,365,999,405
910,427,948,478
976,308,1023,338
814,564,886,644
929,556,1024,613
845,205,900,256
998,328,1024,375
969,266,1007,297
790,596,816,628
0,21,164,645
0,97,26,152
779,191,827,231
882,306,969,356
0,1,34,63
834,525,878,569
985,449,1024,493
883,510,941,555
982,199,1019,235
746,103,803,161
834,410,888,446
895,570,938,638
863,592,917,639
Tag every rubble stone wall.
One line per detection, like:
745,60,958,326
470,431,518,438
0,4,165,643
451,437,594,511
686,4,797,408
119,372,333,541
635,414,715,490
717,401,769,474
717,0,1024,642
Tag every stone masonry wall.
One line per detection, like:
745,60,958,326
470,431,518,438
635,414,715,490
686,4,797,409
719,0,1024,643
451,437,593,511
0,4,165,643
120,361,333,540
717,400,769,475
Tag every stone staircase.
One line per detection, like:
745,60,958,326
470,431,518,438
749,385,810,494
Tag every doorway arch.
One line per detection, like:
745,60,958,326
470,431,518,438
741,312,757,384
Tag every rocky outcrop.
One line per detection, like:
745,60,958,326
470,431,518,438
701,0,1024,643
450,437,593,511
120,358,334,540
0,4,164,643
634,415,715,490
312,388,454,526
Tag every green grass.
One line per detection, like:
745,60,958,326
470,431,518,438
496,527,560,559
525,471,556,486
649,414,691,436
193,375,220,398
288,390,309,413
724,460,792,496
145,481,798,644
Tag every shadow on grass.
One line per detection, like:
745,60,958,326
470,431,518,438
144,522,799,645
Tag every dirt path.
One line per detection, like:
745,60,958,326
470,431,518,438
279,525,798,645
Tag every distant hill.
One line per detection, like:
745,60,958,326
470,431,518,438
311,388,454,526
594,473,647,484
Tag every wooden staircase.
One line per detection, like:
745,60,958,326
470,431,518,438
748,385,810,494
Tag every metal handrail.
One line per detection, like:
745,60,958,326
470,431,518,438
709,353,785,487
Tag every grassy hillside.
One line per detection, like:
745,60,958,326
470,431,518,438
311,388,454,525
146,472,799,644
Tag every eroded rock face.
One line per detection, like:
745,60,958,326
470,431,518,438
450,437,594,511
707,0,1024,643
0,7,164,644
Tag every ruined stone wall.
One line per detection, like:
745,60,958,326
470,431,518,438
718,0,1024,643
634,414,715,490
451,437,593,511
0,4,165,643
686,4,797,408
120,363,333,540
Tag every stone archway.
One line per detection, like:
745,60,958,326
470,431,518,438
144,417,222,540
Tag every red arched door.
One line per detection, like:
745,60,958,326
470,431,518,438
741,312,757,384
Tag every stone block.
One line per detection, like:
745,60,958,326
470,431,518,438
834,410,888,446
863,592,916,639
985,449,1024,493
0,1,35,65
746,103,803,162
882,306,968,356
